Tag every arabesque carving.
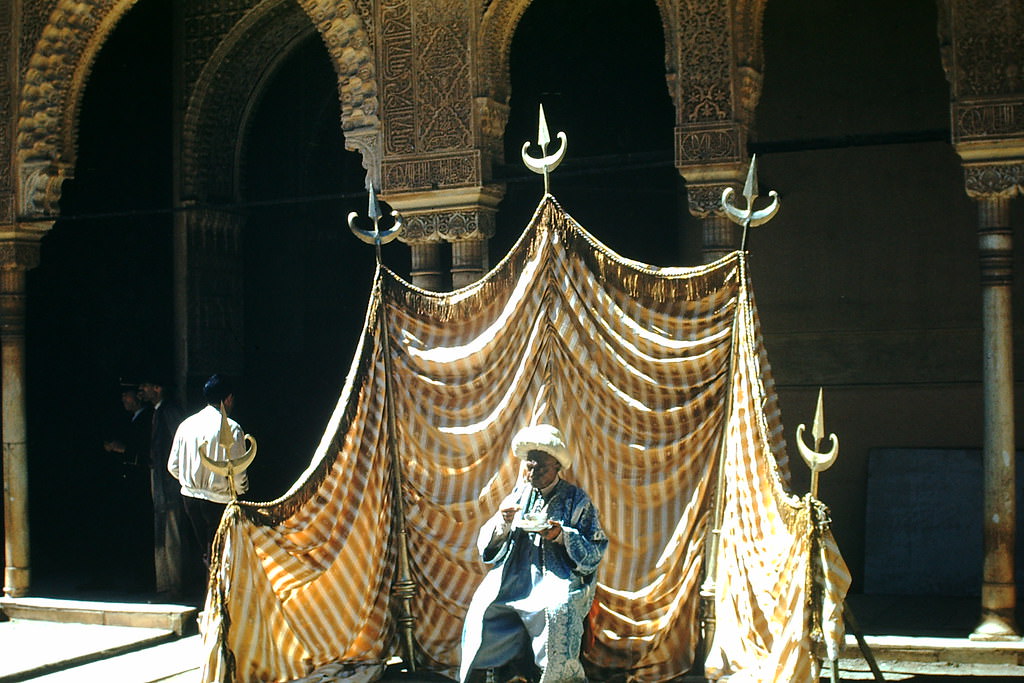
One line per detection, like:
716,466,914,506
380,0,414,156
475,97,509,163
345,129,383,190
400,207,495,244
677,126,741,165
1,8,12,224
948,0,1024,100
298,0,380,133
964,163,1024,199
15,0,139,217
412,0,471,152
937,0,1024,201
21,160,71,217
183,1,316,200
685,182,732,218
181,1,256,95
0,241,42,271
383,152,481,192
677,0,732,124
183,0,380,200
955,101,1024,142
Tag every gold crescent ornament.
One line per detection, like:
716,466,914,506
198,401,257,500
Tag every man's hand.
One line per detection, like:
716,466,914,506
537,520,562,541
500,505,521,524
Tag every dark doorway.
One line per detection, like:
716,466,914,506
496,0,687,266
25,0,174,594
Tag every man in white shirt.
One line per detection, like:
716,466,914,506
168,373,249,571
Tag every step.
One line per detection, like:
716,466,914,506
0,597,197,636
839,633,1024,678
0,620,177,682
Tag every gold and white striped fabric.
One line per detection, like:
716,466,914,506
199,197,849,683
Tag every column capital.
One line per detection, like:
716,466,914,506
940,1,1024,202
0,232,45,271
384,186,503,243
677,163,747,219
961,159,1024,201
18,160,72,220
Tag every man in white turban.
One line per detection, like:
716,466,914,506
460,424,607,683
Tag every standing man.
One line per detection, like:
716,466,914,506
460,424,607,683
139,372,187,600
103,379,155,589
168,374,248,572
103,379,153,467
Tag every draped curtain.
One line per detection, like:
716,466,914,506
200,197,849,683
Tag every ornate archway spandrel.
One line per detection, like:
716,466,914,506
182,0,382,201
15,0,140,217
298,0,380,133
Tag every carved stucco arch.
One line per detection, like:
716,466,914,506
183,0,380,203
15,0,141,217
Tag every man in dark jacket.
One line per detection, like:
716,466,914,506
139,372,187,599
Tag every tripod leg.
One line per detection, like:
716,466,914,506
843,601,885,681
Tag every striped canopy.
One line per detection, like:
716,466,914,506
200,197,849,683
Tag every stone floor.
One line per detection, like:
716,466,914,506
1,592,1022,682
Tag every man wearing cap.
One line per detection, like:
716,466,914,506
139,373,187,599
168,373,248,573
102,380,155,588
460,424,607,683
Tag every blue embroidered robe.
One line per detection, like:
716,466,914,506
460,479,607,682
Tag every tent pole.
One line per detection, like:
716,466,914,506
844,601,884,682
349,193,418,670
699,252,747,671
378,282,419,671
703,156,780,674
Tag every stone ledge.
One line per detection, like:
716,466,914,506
0,596,198,636
841,634,1024,678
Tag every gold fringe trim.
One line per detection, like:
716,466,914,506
205,502,241,683
384,196,741,323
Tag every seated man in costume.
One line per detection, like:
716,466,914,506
460,424,608,683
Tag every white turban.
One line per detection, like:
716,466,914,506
511,424,571,470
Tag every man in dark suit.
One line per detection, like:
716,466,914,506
103,379,155,589
139,373,187,599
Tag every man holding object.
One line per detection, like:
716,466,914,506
460,424,607,683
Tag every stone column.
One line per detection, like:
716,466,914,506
409,241,444,292
938,0,1024,640
971,192,1019,640
451,238,488,290
0,238,40,597
386,187,501,292
667,2,764,262
375,3,507,293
